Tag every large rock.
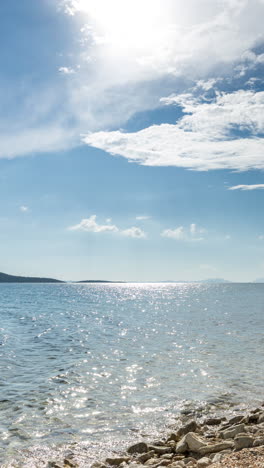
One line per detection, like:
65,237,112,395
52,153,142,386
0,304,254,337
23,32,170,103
227,415,244,426
127,442,149,454
234,434,254,449
175,438,188,454
185,432,207,452
177,421,198,438
199,441,234,455
258,413,264,424
221,423,245,439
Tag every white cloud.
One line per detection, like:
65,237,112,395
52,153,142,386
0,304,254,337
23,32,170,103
69,215,119,233
229,184,264,190
136,216,151,221
2,0,264,160
84,90,264,171
258,235,264,240
121,227,146,238
161,224,205,241
161,226,184,240
58,66,75,75
20,205,29,212
68,215,146,238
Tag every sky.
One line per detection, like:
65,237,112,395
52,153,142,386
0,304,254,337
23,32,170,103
1,0,264,282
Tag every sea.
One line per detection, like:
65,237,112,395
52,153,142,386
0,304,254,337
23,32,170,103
1,282,264,467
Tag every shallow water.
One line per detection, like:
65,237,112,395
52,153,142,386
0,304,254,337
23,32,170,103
1,283,264,466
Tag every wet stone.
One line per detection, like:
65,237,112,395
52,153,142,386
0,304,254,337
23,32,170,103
127,442,149,454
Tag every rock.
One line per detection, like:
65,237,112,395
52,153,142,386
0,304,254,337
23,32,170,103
160,454,174,460
253,438,264,447
148,446,172,455
127,442,149,454
182,457,197,465
197,457,211,467
145,458,160,466
221,423,245,439
246,414,259,424
64,458,77,467
175,438,188,454
199,441,234,455
91,463,107,468
137,451,155,463
155,460,171,467
184,432,207,452
234,434,254,449
170,463,185,468
203,418,222,426
211,452,225,463
227,415,244,426
177,421,197,438
105,457,130,465
258,413,264,424
167,433,180,442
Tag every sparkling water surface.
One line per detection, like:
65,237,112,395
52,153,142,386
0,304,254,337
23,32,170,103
1,283,264,466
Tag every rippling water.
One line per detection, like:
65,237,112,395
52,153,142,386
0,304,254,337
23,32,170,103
1,283,264,466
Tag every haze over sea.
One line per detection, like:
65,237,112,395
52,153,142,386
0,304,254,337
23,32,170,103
1,283,264,466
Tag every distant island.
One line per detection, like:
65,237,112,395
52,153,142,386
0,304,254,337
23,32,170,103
77,280,125,283
0,272,64,283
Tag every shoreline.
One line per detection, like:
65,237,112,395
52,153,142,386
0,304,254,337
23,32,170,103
9,404,264,468
90,405,264,468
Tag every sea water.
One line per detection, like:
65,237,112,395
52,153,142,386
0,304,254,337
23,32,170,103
1,283,264,466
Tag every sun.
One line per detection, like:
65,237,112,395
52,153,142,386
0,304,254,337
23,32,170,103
71,0,163,52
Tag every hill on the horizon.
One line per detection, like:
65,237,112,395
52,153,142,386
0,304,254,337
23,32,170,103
0,272,64,283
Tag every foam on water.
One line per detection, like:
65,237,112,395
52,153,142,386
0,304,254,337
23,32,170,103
1,283,264,466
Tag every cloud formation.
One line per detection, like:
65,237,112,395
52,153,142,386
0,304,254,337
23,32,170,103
68,215,146,238
2,0,264,160
229,184,264,190
161,223,206,241
84,89,264,171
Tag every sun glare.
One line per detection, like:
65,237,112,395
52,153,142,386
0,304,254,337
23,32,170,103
73,0,162,51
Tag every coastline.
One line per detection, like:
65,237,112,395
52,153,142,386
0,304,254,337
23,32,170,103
8,404,264,468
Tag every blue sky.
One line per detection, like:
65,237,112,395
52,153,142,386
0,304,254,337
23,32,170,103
1,0,264,281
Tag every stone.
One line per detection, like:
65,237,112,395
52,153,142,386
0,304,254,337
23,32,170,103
197,458,211,467
145,458,160,466
183,457,197,465
247,414,259,424
199,441,234,455
253,438,264,447
234,434,254,449
184,432,207,452
155,460,171,467
127,442,149,454
105,457,130,465
203,418,222,426
221,423,245,439
167,433,180,442
160,454,174,460
227,415,244,426
91,463,107,468
175,438,188,454
148,445,172,455
170,463,185,468
258,413,264,424
64,458,78,467
137,451,155,463
177,421,197,438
